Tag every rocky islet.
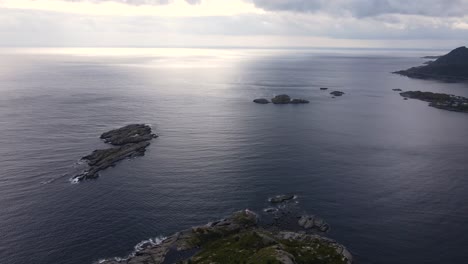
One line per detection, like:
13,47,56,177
72,124,157,182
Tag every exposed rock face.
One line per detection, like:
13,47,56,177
96,209,352,264
298,215,330,232
253,98,270,104
72,124,157,182
394,46,468,82
269,194,295,203
330,91,345,97
272,94,292,104
101,124,157,145
290,99,310,104
400,91,468,113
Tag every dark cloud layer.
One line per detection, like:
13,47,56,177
251,0,468,17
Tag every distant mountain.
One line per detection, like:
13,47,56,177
394,46,468,82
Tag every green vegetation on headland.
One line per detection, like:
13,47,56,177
400,91,468,113
97,197,352,264
394,46,468,82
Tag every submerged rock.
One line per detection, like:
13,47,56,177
96,208,352,264
271,94,292,104
253,98,270,104
330,91,345,97
264,207,278,213
72,124,157,182
269,194,296,203
290,99,310,104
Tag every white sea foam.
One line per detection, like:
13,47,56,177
70,177,81,184
134,236,167,252
96,236,167,263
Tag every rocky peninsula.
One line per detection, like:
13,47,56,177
72,124,157,182
394,46,468,82
96,196,352,264
400,91,468,113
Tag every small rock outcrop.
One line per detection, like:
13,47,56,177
394,46,468,82
72,124,157,182
400,91,468,113
271,94,292,104
253,98,270,104
320,87,329,90
330,91,345,97
298,215,330,232
269,194,296,203
392,88,403,92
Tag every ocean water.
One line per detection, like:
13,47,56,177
0,48,468,264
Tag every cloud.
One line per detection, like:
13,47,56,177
63,0,200,5
0,0,261,16
0,0,467,48
250,0,468,17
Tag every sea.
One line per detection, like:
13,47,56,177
0,47,467,264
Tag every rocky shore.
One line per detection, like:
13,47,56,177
72,124,157,182
96,196,352,264
400,91,468,113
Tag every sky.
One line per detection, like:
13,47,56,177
0,0,467,48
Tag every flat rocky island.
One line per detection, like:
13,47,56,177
97,196,352,264
400,91,468,112
253,94,310,104
394,46,468,82
72,124,157,182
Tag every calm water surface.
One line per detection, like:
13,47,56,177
0,48,467,264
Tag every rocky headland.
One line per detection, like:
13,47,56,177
96,196,352,264
394,46,468,82
72,124,157,182
400,91,468,112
